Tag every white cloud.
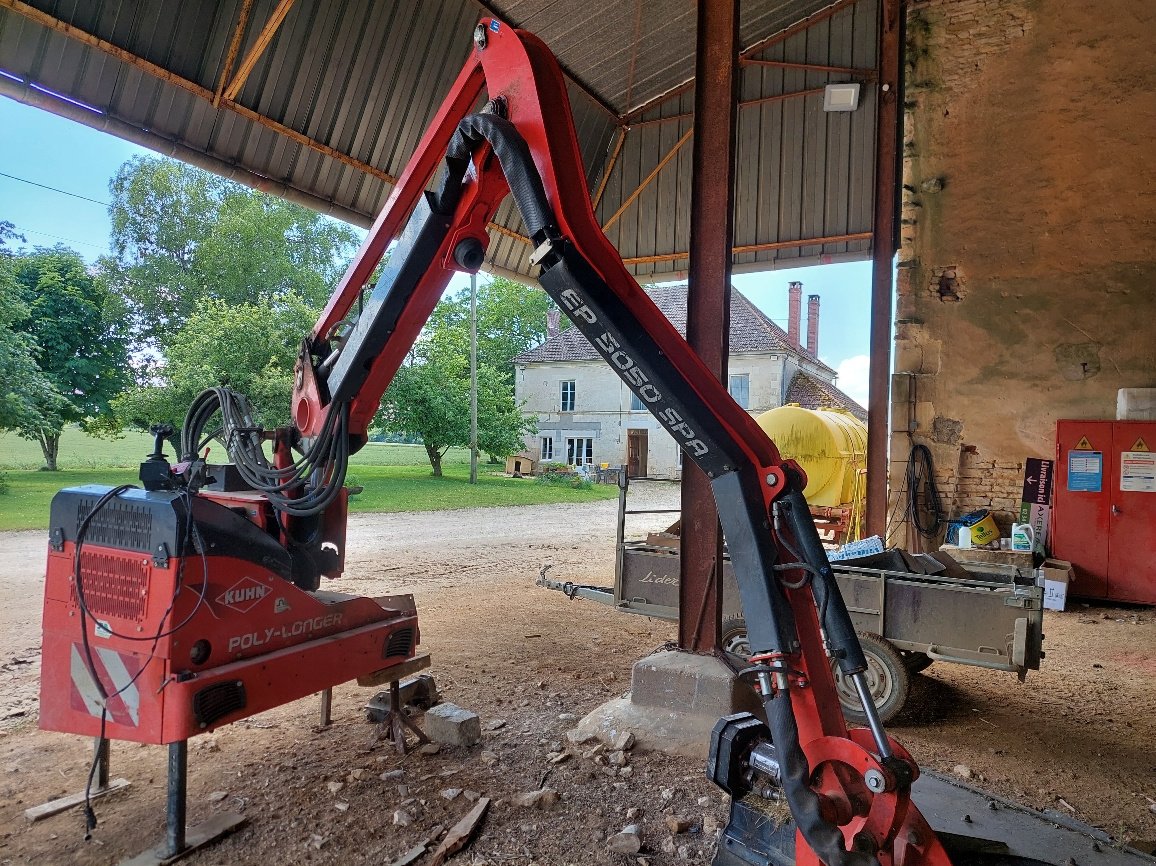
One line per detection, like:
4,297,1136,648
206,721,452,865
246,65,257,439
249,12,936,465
835,355,870,407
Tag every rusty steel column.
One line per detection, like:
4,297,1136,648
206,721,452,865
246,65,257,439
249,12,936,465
866,0,903,538
680,0,739,653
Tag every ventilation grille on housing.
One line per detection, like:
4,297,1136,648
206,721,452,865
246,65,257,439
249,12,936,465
193,681,247,728
76,500,154,552
72,552,150,622
385,628,415,659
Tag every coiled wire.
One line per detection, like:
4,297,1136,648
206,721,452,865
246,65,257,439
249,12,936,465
181,387,349,517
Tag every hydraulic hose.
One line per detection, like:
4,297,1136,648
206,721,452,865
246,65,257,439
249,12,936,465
765,689,880,866
433,112,555,238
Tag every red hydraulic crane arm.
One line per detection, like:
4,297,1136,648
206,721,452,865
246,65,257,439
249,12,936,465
289,19,953,866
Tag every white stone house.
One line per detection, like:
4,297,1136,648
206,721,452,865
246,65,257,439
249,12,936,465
513,283,864,479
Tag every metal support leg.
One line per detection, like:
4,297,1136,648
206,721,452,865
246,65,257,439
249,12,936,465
95,736,110,790
118,739,245,866
319,688,333,727
165,741,187,858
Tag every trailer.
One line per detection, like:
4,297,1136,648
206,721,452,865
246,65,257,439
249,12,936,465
539,475,1044,723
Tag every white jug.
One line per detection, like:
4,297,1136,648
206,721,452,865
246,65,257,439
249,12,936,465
1010,523,1035,552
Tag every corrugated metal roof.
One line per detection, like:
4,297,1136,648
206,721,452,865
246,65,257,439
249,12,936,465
514,283,834,374
0,0,878,279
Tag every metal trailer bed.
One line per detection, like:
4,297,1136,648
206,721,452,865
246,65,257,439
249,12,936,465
540,475,1044,723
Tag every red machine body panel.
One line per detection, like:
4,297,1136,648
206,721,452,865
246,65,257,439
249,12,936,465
40,487,418,744
1053,419,1156,604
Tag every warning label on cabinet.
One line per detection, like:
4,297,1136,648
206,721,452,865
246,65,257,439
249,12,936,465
1121,451,1156,492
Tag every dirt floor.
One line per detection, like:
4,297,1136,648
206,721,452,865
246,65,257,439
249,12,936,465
1,486,1154,865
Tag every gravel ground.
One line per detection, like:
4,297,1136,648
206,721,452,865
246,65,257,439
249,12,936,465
1,485,1154,864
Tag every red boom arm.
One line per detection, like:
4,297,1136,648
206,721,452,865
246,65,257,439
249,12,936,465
291,19,953,866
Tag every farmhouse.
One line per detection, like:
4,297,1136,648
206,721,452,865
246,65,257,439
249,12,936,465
514,282,864,477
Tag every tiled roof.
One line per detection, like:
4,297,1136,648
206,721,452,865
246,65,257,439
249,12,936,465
786,371,867,421
514,284,834,375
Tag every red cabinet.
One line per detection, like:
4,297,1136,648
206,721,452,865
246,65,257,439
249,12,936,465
1053,420,1156,604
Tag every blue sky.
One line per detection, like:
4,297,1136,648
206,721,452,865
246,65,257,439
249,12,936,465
0,97,871,402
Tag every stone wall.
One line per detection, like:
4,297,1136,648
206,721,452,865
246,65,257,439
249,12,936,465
889,0,1156,546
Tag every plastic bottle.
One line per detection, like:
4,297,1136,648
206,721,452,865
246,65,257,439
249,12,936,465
1011,523,1035,552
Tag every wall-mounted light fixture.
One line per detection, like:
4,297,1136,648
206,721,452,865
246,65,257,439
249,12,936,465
823,82,860,112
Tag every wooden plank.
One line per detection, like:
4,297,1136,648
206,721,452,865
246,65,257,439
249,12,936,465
429,798,490,866
24,778,131,822
119,813,247,866
356,651,431,687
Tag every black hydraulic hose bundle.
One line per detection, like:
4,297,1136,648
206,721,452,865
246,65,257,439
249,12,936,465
180,386,349,518
905,442,943,539
434,111,555,239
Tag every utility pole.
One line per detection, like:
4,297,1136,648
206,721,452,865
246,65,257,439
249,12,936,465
469,271,479,484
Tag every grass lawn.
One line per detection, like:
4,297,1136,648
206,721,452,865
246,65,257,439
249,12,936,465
0,428,471,470
0,463,618,532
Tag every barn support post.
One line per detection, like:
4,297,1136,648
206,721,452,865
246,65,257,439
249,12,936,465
866,0,903,538
679,0,739,653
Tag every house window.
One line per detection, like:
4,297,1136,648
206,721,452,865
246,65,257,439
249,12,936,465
729,373,750,409
560,380,576,412
630,392,644,411
676,445,684,469
566,437,594,466
540,437,554,461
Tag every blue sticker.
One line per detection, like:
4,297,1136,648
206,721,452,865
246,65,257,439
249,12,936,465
1067,450,1103,492
489,19,500,32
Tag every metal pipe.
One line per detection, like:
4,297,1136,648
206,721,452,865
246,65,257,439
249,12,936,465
679,0,739,653
850,673,894,760
866,0,903,537
469,270,478,485
165,741,188,857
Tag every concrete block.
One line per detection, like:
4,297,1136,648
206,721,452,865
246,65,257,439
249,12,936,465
424,703,481,747
630,650,760,717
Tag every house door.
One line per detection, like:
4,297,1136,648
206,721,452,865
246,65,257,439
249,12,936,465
627,429,648,478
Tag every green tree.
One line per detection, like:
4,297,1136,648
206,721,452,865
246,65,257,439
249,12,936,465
0,223,62,434
9,246,130,469
375,345,535,477
114,294,317,438
424,276,551,385
103,156,359,346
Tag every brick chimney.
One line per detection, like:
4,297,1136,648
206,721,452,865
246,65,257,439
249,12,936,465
806,294,820,356
546,307,561,338
787,281,803,347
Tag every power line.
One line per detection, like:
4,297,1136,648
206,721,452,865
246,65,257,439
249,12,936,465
0,170,110,207
17,226,107,252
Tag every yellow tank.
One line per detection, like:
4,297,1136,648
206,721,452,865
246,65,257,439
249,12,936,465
755,405,867,508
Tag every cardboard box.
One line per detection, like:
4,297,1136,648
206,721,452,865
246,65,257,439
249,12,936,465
1036,558,1074,611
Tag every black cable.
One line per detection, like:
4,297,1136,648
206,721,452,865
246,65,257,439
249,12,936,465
74,485,210,837
905,442,943,539
180,387,350,517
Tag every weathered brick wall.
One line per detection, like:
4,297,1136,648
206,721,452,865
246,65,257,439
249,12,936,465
889,0,1156,547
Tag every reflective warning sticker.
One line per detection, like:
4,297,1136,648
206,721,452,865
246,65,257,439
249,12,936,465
1074,435,1094,451
1131,436,1149,452
69,644,141,727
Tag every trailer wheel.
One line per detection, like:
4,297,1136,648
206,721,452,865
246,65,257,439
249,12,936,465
902,651,934,673
832,633,910,725
720,616,751,659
